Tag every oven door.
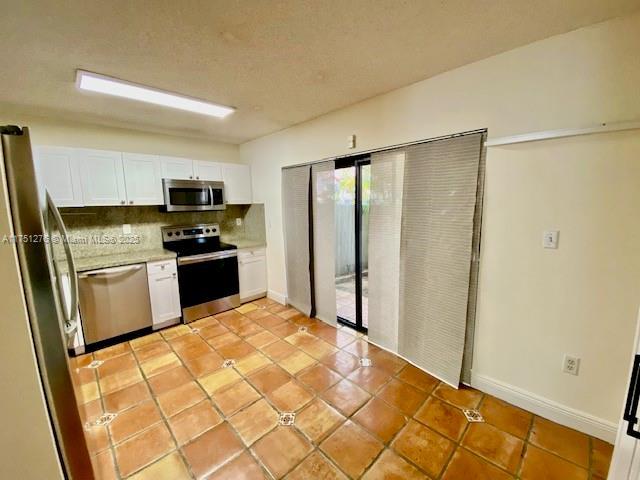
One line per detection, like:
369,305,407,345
177,250,240,322
163,179,225,212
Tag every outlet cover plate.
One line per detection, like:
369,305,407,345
563,354,580,375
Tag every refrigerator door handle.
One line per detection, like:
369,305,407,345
46,191,78,336
623,354,640,438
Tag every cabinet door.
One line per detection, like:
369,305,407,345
193,160,223,181
222,164,252,204
159,156,195,180
77,149,126,206
34,146,84,207
147,261,181,327
238,254,267,300
122,153,163,205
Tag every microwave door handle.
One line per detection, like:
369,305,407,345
209,185,214,207
46,191,78,337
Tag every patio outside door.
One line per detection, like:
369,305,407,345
334,157,370,332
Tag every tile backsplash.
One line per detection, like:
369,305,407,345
60,204,266,258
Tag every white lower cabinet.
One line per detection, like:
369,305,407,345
146,260,181,329
238,247,267,301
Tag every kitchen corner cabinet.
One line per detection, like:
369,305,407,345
222,164,252,204
34,146,84,207
147,260,181,329
78,149,127,206
122,153,163,205
238,247,267,302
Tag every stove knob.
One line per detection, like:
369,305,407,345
205,228,210,233
167,232,173,237
175,231,181,236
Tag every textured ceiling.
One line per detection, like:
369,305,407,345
1,0,639,144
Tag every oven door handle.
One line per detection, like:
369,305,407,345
178,250,238,265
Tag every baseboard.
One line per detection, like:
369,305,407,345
267,289,287,305
471,372,617,443
241,291,268,303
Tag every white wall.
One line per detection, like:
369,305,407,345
241,12,640,438
0,111,240,163
0,158,63,479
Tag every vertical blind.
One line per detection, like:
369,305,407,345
282,130,486,387
311,162,337,325
367,151,405,351
282,165,313,315
397,132,485,386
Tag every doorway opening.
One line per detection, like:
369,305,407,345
334,156,370,332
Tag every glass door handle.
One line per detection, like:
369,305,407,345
624,354,640,439
46,191,78,335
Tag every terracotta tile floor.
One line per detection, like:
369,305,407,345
70,298,613,479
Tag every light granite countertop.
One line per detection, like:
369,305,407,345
222,237,267,249
72,248,177,272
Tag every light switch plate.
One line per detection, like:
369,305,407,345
235,218,242,226
543,230,559,249
122,224,132,235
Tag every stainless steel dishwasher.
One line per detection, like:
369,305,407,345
78,263,153,344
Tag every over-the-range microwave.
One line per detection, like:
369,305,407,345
162,179,226,212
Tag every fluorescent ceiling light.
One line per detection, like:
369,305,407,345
76,70,235,118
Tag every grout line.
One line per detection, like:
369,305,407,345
75,301,608,480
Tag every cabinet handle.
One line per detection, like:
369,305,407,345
129,200,133,205
172,273,177,278
120,200,125,205
189,175,193,179
196,176,200,179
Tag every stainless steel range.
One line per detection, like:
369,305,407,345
162,223,240,322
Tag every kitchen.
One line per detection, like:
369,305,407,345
3,3,640,480
36,144,267,354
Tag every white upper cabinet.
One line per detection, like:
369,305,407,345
159,156,195,180
34,146,83,207
77,149,127,206
35,147,253,207
122,153,163,205
193,160,223,181
222,164,252,204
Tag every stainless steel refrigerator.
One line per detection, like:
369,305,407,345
0,125,93,478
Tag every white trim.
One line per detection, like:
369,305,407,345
486,120,640,147
471,372,617,442
267,289,287,305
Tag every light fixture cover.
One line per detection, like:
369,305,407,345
76,70,235,118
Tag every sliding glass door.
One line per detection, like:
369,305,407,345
334,157,370,331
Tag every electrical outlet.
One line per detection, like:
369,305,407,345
562,354,580,376
235,218,242,226
122,224,132,234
